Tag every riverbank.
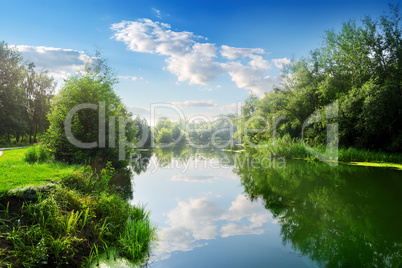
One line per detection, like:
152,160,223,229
254,135,402,170
0,148,155,267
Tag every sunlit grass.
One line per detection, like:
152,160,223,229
0,161,156,267
0,148,78,193
257,135,402,165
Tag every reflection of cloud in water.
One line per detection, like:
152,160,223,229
172,174,219,183
154,194,272,261
171,171,239,183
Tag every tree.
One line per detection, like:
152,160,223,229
0,42,54,144
237,5,402,152
45,55,137,168
0,42,27,141
24,63,56,143
154,117,186,145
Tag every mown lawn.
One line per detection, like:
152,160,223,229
0,148,79,192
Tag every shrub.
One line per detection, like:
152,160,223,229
24,145,50,163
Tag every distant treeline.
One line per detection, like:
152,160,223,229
152,116,236,147
234,4,402,152
0,42,55,144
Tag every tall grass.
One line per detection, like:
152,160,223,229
256,134,402,164
338,147,402,163
118,206,156,261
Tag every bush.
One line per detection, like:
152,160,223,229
24,145,50,163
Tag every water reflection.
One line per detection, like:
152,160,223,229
235,149,402,267
125,146,402,267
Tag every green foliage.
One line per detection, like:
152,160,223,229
154,118,186,145
24,145,51,163
0,148,78,192
156,127,174,144
233,152,402,267
118,208,156,262
0,163,156,267
187,115,236,147
0,41,55,144
44,54,137,168
234,5,402,153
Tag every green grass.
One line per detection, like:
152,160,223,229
255,134,402,166
0,148,78,193
0,148,156,267
118,207,156,261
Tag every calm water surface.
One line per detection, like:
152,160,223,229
105,146,402,267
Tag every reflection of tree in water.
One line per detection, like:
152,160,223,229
234,150,402,267
110,168,134,200
153,144,236,167
112,149,153,200
129,149,153,175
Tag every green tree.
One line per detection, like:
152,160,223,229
154,117,186,145
45,56,137,168
24,63,56,143
156,127,173,144
0,42,27,141
238,5,402,152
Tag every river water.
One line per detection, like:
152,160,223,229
102,146,402,267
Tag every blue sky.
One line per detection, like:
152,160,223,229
0,0,391,122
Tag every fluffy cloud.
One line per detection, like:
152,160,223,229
220,45,265,60
155,194,272,260
118,75,137,81
16,45,92,80
111,19,286,94
272,58,291,69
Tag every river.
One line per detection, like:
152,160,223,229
100,146,402,267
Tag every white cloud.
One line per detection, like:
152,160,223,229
166,43,223,85
220,223,265,238
152,8,162,19
171,100,217,108
111,19,285,95
220,45,265,60
155,194,272,260
118,75,137,81
272,58,291,69
16,45,92,80
172,174,219,183
223,61,282,95
218,102,240,114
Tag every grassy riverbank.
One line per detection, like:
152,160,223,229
0,148,155,267
255,135,402,169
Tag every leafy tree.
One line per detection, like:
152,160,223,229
0,42,54,144
235,5,402,152
154,117,186,145
0,42,27,141
45,55,137,168
132,116,152,148
24,63,55,143
156,127,173,144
